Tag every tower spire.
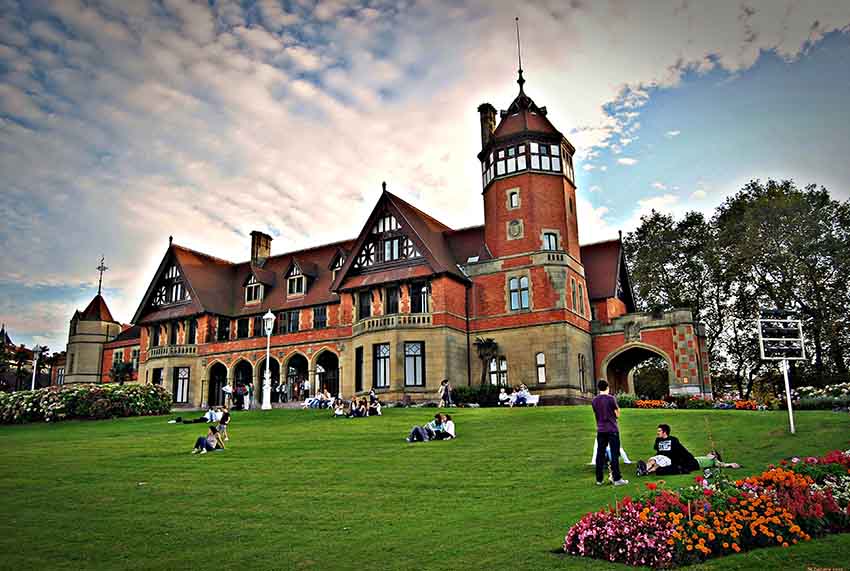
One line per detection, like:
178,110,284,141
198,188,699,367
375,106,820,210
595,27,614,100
515,17,525,92
96,256,108,296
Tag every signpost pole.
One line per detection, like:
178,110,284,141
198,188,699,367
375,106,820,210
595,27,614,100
781,358,796,435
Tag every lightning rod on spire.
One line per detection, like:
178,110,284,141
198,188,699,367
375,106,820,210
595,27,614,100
96,256,109,296
515,17,525,91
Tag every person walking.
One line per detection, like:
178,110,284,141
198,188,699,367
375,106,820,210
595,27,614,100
591,380,629,486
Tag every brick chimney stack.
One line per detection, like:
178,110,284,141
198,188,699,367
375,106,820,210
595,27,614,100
250,231,272,266
477,103,497,149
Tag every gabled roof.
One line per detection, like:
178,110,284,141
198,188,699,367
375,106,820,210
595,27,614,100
114,325,141,342
492,75,561,140
0,324,12,347
248,264,276,287
78,294,117,323
580,239,636,311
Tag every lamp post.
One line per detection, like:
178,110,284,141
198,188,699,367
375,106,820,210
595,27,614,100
30,346,42,391
261,310,275,411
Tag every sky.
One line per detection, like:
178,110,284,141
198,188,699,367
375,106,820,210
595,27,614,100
1,0,849,352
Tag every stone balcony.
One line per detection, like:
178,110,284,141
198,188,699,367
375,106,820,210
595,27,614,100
353,313,432,335
148,344,198,359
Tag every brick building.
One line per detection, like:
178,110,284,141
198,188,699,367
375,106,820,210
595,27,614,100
62,73,711,406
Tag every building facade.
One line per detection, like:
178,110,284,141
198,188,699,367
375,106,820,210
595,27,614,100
62,74,711,406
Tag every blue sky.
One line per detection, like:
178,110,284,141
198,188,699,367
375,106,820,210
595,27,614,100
1,0,849,351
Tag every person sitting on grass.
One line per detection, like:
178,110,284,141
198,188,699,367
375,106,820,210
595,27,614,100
405,413,444,442
513,384,530,407
433,414,456,440
636,424,699,476
191,425,225,454
498,388,510,406
332,399,346,417
217,407,230,442
368,397,382,416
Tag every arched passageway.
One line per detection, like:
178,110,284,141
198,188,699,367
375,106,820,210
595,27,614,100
603,345,673,395
315,351,340,397
255,358,281,404
286,354,309,401
233,359,254,409
208,362,228,407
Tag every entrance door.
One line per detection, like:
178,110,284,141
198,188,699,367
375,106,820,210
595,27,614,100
316,351,340,397
208,363,227,407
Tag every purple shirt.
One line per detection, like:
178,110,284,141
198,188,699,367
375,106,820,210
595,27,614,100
592,394,619,433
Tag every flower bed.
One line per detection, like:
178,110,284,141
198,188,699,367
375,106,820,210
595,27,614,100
635,399,673,409
564,449,850,568
0,383,173,423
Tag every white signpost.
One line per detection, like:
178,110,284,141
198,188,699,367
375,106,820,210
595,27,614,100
757,309,806,434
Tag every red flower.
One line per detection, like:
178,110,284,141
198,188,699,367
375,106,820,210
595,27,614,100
646,483,657,491
729,496,738,504
695,476,705,484
780,460,788,466
703,489,714,497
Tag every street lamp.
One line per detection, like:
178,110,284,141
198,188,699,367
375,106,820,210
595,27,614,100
30,346,42,391
261,310,275,411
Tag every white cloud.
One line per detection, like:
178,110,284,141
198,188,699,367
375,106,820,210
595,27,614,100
589,185,602,193
582,163,596,171
651,181,667,190
665,130,681,137
691,189,707,199
618,157,638,166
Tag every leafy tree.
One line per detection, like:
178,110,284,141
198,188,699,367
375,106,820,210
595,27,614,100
13,346,28,391
109,361,134,385
632,357,669,399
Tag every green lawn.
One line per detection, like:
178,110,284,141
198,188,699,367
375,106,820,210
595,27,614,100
1,406,848,570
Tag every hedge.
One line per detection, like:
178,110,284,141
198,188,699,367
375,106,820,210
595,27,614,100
0,383,173,424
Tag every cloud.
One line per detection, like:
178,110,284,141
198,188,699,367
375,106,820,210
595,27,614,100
665,130,682,137
618,157,639,166
691,189,707,199
582,163,596,171
651,181,667,190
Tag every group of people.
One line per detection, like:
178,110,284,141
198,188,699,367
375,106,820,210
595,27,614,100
497,384,532,407
187,407,231,454
405,413,456,442
303,388,337,409
592,380,740,485
333,389,383,418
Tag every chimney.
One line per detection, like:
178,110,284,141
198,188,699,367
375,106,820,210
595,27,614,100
250,231,272,266
477,103,497,149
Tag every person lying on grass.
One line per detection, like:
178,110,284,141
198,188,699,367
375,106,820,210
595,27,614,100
406,413,444,442
637,446,741,476
191,425,226,454
635,424,699,476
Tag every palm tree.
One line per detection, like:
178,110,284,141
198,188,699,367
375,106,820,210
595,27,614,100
473,337,499,386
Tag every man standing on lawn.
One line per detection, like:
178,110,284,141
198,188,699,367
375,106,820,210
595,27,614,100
592,380,629,486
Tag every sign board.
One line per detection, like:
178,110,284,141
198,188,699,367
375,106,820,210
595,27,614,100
758,309,805,361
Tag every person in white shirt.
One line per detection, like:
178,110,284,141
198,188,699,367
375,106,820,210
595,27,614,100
434,413,456,440
498,388,510,406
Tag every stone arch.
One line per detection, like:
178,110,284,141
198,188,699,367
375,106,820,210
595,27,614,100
206,361,229,407
599,342,674,395
312,348,340,398
253,355,282,405
231,358,255,409
283,351,310,402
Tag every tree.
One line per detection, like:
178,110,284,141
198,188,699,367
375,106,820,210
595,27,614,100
13,346,28,391
473,337,498,386
109,361,134,385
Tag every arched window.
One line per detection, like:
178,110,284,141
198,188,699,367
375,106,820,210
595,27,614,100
578,354,587,393
536,352,546,384
509,276,530,310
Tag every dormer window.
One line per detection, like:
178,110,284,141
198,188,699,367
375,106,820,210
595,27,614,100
287,266,305,296
332,254,345,281
245,275,263,303
151,264,190,308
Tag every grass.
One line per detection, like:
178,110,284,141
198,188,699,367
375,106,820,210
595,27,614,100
1,406,848,570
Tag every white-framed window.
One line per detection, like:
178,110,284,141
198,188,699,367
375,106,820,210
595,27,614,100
373,214,399,234
578,354,587,393
287,266,305,296
112,350,123,366
404,342,425,386
131,348,140,370
153,265,190,307
543,232,558,251
510,191,519,208
489,356,508,386
509,276,530,310
373,343,390,388
332,254,345,281
56,367,65,385
174,367,190,403
536,352,546,384
529,141,562,173
245,275,263,303
411,283,429,313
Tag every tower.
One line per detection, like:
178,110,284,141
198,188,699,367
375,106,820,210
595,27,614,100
477,63,579,260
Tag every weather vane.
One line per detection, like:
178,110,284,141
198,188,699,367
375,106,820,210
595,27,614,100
516,16,525,89
96,256,109,295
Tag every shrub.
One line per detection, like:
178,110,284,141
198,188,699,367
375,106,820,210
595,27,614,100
451,384,503,407
617,393,637,408
795,396,850,410
685,397,714,409
0,383,172,424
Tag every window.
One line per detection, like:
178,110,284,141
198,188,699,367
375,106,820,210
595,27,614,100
169,321,178,345
373,343,390,388
489,357,508,386
529,141,561,173
373,214,399,234
56,367,65,385
253,315,263,338
245,275,263,303
578,354,587,393
536,352,546,384
288,271,305,296
151,367,162,385
217,318,230,342
411,283,429,313
173,367,190,403
509,276,530,310
509,191,519,208
131,348,139,370
571,279,578,312
151,325,160,347
404,342,425,386
112,350,123,366
380,237,401,262
565,154,575,181
578,284,585,316
285,310,300,334
543,232,558,251
151,264,190,307
355,347,364,393
385,286,399,314
313,306,327,329
358,291,372,320
237,318,249,339
332,254,345,281
188,319,197,344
